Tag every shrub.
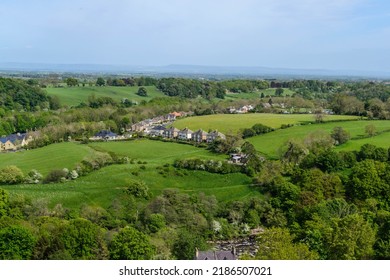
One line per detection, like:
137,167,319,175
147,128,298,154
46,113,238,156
24,169,43,184
43,169,68,184
0,166,24,185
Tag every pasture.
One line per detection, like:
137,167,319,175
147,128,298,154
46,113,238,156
0,142,95,176
1,139,256,210
248,120,390,158
173,113,360,134
46,85,164,106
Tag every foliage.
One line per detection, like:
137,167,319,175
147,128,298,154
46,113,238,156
137,87,148,97
43,169,68,184
254,227,318,260
0,166,24,185
125,180,150,199
109,226,154,260
0,225,36,260
331,126,351,145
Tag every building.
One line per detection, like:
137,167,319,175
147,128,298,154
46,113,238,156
149,125,166,137
0,133,32,151
163,127,180,139
192,129,208,142
91,130,118,141
177,128,193,140
195,248,237,260
207,130,226,143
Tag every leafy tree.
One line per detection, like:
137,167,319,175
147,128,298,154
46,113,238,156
0,166,24,185
96,77,106,86
60,218,108,259
137,87,148,97
65,77,78,87
0,188,9,217
365,124,376,137
172,229,207,260
43,169,68,184
331,127,351,145
275,88,284,96
125,180,150,199
0,226,36,260
109,226,154,260
49,95,61,110
254,227,318,260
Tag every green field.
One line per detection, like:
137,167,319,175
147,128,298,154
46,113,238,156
248,120,390,158
225,88,296,100
173,113,360,134
336,130,390,152
0,142,95,176
1,140,256,210
46,85,164,106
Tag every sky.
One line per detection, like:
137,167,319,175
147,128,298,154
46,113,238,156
0,0,389,72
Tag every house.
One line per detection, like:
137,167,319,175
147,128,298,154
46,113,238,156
0,133,32,151
177,128,193,140
92,130,118,140
163,127,180,139
195,248,237,260
149,125,166,137
207,130,226,143
230,153,247,164
192,129,208,142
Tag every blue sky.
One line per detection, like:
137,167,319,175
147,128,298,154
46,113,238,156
0,0,389,71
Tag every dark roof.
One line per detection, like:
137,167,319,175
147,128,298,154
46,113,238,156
151,125,166,131
94,130,117,137
195,250,236,260
0,133,27,144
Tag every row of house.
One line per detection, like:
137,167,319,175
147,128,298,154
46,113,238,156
0,133,33,152
228,105,254,114
151,126,226,143
130,111,191,132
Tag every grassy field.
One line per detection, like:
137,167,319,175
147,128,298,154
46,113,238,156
46,85,164,106
225,88,296,100
0,142,96,176
1,139,256,210
336,130,390,152
173,113,360,134
248,120,390,158
88,139,226,163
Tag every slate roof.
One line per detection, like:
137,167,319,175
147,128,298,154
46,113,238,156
195,250,236,260
94,130,117,138
0,133,27,144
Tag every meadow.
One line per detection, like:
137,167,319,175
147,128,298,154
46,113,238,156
0,142,95,176
46,85,164,106
173,113,360,134
1,139,255,210
248,120,390,158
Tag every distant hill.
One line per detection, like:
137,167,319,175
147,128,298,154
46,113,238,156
1,62,390,79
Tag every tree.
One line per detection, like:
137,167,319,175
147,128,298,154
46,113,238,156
0,226,36,260
96,77,106,87
109,226,154,260
60,218,108,259
137,87,148,97
65,78,78,87
275,88,284,96
365,124,376,137
331,127,351,145
254,227,318,260
0,166,24,185
0,188,9,217
172,229,207,260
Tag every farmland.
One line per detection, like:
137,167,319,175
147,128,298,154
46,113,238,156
248,120,390,158
173,113,360,133
46,85,164,106
0,140,255,209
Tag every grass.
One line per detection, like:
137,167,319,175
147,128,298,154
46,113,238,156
336,130,390,152
46,85,164,106
1,139,256,210
0,142,95,176
173,113,359,134
248,120,390,158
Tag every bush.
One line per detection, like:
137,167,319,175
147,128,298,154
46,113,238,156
24,169,43,184
0,166,24,185
43,169,68,184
